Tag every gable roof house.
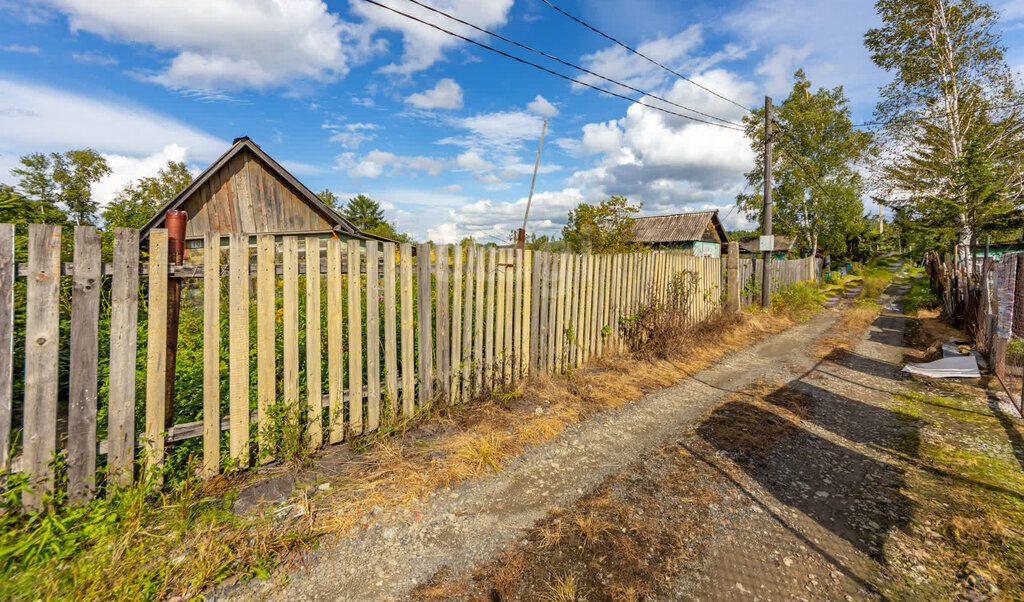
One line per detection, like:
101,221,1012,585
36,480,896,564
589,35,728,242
139,137,384,250
629,210,728,258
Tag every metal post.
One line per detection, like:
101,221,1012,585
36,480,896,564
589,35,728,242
761,96,773,308
164,210,187,428
519,119,547,252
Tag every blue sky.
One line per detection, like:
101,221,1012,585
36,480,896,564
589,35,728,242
2,0,1023,243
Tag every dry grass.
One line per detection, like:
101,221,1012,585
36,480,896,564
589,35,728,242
303,309,801,545
814,306,879,359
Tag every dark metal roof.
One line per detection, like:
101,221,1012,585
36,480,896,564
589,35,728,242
737,235,796,253
139,136,366,240
630,211,727,244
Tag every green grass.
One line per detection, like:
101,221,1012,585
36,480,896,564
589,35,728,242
772,281,827,317
904,277,942,315
0,459,318,600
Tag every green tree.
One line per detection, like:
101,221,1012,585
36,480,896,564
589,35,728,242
864,0,1024,268
0,184,39,225
737,70,872,257
101,161,193,259
341,194,385,230
102,161,192,230
12,149,111,224
318,189,340,210
562,195,642,253
51,150,112,225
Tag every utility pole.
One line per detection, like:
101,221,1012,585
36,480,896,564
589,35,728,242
761,96,773,308
518,118,547,251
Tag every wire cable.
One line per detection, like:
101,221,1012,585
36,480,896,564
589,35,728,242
400,0,742,127
537,0,752,113
361,0,745,131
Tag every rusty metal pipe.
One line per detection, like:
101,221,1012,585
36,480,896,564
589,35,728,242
164,210,187,428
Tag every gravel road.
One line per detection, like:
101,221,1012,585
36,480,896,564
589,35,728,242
225,309,842,601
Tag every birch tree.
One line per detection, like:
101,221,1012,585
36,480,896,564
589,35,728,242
865,0,1024,270
738,70,871,256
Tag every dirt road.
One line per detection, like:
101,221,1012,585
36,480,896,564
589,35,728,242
228,310,843,600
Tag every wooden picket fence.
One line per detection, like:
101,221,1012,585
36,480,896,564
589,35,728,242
1,224,740,509
737,256,822,307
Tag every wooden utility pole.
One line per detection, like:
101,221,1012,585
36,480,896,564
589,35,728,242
518,118,547,251
761,96,773,308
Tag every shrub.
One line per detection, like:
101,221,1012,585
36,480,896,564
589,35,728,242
903,277,942,315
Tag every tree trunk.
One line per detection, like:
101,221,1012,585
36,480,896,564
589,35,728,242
958,217,973,277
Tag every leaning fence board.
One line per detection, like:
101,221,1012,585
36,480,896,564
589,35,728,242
107,228,139,488
257,235,277,455
365,241,380,431
230,234,251,468
579,254,591,363
23,224,61,508
399,243,414,418
306,238,323,447
327,238,344,441
144,229,169,481
416,243,432,407
435,245,450,402
0,225,12,474
348,240,364,433
68,226,100,502
383,243,398,422
203,234,222,477
451,247,463,402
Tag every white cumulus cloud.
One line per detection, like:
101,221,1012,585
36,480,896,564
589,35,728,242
405,78,464,110
40,0,378,92
527,94,558,117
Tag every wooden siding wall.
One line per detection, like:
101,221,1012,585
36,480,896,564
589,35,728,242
181,148,336,237
2,231,746,508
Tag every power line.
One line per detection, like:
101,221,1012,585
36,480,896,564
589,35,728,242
537,0,752,113
361,0,745,131
400,0,742,127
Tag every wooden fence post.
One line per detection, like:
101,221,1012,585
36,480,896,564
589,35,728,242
726,242,740,313
400,243,415,418
383,242,399,422
107,228,139,489
68,226,100,503
257,235,277,455
229,234,251,468
306,237,324,447
435,245,449,402
365,241,380,431
0,224,12,475
144,229,168,483
348,239,364,433
203,233,221,477
23,224,61,509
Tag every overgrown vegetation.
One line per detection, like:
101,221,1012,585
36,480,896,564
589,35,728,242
904,276,942,315
0,461,318,601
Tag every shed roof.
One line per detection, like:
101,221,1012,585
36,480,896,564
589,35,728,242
630,211,727,244
737,235,796,253
139,136,364,240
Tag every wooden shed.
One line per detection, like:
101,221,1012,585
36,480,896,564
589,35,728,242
629,210,727,257
139,136,377,247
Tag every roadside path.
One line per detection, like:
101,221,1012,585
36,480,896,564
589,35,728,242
229,310,843,600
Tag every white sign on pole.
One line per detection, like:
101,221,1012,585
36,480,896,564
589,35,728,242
759,235,775,253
